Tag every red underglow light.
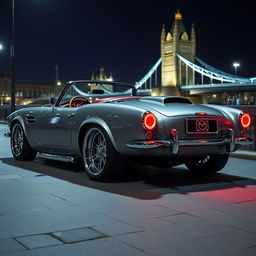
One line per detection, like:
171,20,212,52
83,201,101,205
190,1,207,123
191,187,256,203
143,112,157,130
240,113,251,128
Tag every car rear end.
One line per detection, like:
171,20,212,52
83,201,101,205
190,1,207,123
125,97,252,160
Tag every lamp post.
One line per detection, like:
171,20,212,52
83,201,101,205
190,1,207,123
233,62,240,76
10,0,16,113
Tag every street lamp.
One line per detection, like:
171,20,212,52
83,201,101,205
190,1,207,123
233,62,240,76
10,0,16,113
0,43,3,51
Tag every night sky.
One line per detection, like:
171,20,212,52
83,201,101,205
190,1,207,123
0,0,256,84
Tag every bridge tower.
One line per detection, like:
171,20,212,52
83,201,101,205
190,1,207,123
160,10,196,95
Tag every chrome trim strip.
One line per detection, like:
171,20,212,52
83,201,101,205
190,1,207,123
126,140,171,149
38,153,78,163
126,136,252,150
235,137,253,145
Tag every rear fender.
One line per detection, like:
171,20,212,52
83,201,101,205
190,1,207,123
78,117,117,152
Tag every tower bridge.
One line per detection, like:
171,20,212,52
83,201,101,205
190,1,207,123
1,10,255,106
134,10,256,105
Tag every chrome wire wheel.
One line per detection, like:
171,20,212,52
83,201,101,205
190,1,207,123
11,123,24,157
83,127,107,176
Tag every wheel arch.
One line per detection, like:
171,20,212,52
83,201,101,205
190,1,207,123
78,117,117,154
10,116,27,136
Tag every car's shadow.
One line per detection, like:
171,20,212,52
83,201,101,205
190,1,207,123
1,157,255,200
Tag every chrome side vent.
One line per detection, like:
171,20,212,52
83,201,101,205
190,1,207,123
26,115,36,124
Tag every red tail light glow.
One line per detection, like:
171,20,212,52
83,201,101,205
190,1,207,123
240,113,251,128
143,112,157,130
196,112,207,116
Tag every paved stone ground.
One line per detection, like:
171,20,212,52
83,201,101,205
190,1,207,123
0,124,256,256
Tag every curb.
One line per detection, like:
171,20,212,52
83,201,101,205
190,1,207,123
231,150,256,161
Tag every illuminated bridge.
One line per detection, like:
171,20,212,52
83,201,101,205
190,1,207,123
97,53,256,98
134,54,256,95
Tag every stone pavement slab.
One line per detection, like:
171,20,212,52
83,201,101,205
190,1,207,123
93,221,142,236
52,227,106,244
145,230,256,256
0,238,26,254
0,237,149,256
15,234,62,249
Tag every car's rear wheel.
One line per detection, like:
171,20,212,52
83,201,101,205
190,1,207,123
11,122,37,160
82,125,126,181
185,154,229,174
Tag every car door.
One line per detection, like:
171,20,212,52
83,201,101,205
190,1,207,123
38,106,76,148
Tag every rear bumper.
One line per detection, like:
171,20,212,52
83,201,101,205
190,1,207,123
126,129,253,157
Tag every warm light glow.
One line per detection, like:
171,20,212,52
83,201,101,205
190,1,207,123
240,113,251,128
196,112,207,116
170,129,177,137
175,10,182,20
143,112,157,130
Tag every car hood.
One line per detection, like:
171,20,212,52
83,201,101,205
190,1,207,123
123,96,223,117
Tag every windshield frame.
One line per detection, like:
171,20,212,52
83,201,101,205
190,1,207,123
55,80,137,107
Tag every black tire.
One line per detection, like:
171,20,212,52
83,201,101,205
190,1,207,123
11,122,37,160
82,125,126,181
185,154,229,174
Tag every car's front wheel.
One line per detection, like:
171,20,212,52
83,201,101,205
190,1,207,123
11,122,37,160
185,154,229,174
82,125,126,181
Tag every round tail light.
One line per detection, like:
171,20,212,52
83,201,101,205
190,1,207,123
240,113,251,128
143,112,157,130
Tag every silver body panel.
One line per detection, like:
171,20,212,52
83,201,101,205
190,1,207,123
6,80,252,163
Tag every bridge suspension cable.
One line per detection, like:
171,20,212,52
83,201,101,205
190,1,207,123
177,53,250,83
135,58,162,89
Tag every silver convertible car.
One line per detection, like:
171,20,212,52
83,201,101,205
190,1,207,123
6,80,252,181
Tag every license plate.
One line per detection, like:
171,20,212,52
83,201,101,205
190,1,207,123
186,118,218,134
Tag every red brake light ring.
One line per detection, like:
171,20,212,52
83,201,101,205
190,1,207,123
143,112,157,130
240,113,251,128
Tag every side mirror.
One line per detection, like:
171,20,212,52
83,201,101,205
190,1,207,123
50,97,56,105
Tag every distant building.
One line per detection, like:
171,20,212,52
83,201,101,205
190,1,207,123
91,67,113,81
90,68,113,92
0,74,63,105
